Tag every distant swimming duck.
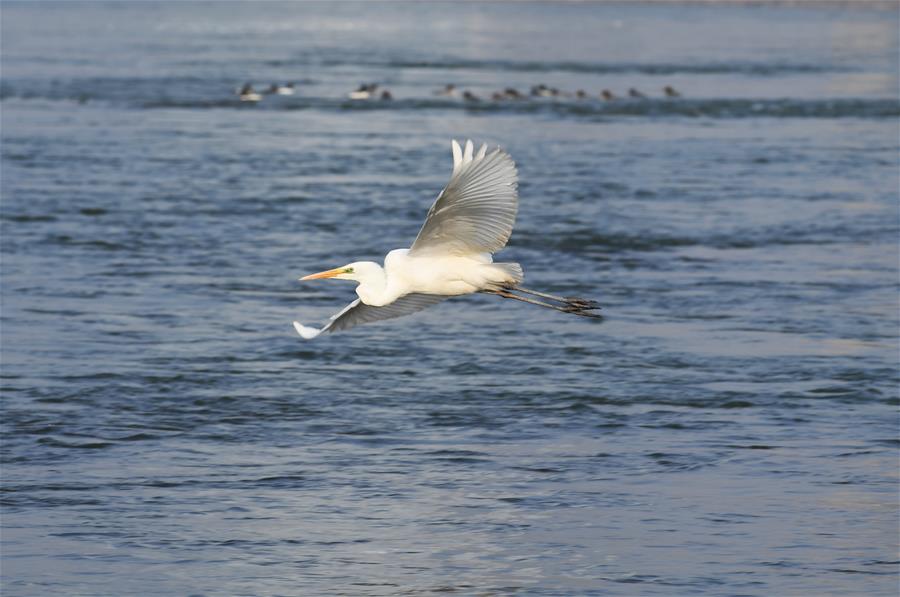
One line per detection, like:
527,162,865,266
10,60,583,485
531,84,554,98
348,83,378,100
664,85,681,98
601,90,616,101
491,91,505,101
462,90,480,102
238,83,262,102
380,90,393,101
575,89,588,99
503,87,523,100
628,88,646,99
435,84,456,97
274,82,295,95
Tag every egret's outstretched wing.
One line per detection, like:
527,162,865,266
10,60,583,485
409,139,518,257
293,293,448,339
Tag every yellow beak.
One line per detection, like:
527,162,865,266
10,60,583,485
300,267,344,281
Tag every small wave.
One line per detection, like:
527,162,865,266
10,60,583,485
266,56,843,76
126,97,900,120
520,221,899,254
36,437,114,450
143,96,900,120
2,214,58,223
45,235,129,251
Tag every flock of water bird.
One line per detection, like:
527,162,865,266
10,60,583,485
236,81,682,103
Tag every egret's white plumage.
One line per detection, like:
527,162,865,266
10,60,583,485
294,139,598,339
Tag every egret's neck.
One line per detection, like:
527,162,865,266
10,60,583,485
353,264,391,306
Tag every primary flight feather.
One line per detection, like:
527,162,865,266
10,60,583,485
294,139,600,339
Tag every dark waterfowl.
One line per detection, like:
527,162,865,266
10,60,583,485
275,82,295,95
435,84,456,97
531,84,555,97
238,83,262,102
664,85,681,98
349,83,379,100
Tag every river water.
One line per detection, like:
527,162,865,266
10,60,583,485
2,2,898,595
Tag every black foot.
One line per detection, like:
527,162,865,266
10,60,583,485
566,307,604,319
565,297,602,310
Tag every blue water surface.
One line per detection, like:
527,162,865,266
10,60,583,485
2,2,898,595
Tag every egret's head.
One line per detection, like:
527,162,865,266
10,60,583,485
300,261,381,283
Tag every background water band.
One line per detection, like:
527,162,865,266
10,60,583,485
1,2,898,596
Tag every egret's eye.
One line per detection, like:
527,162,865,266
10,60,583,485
344,267,354,274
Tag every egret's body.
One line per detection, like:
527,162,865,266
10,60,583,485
334,250,522,307
294,139,599,339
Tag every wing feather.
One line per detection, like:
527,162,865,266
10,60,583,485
293,293,448,339
409,139,518,256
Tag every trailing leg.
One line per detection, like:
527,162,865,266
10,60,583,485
482,288,603,319
505,285,601,311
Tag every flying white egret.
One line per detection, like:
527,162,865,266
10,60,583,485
293,139,601,339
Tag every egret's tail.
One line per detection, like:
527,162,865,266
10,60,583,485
488,262,524,286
